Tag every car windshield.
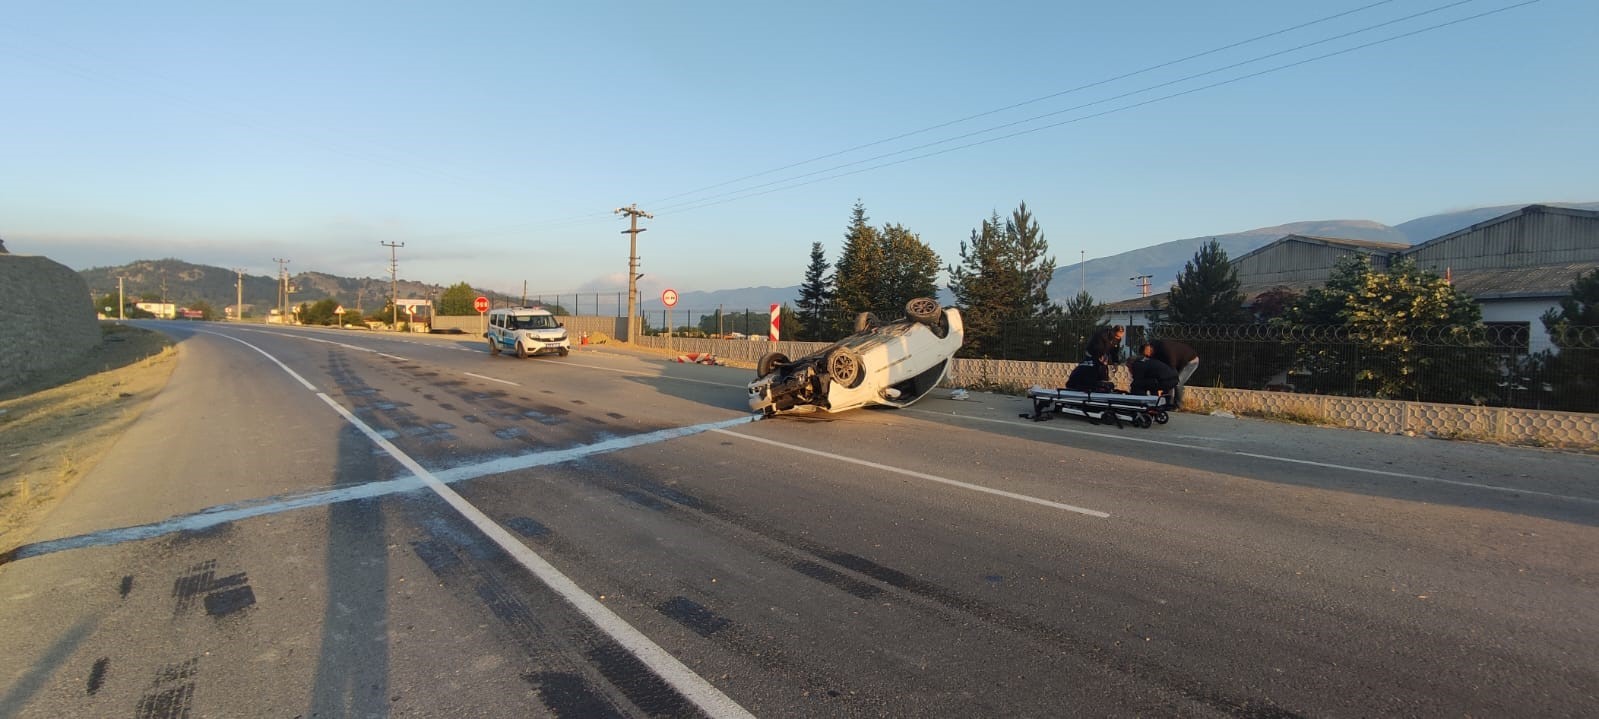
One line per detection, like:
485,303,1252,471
510,314,558,330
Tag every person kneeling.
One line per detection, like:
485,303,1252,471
1129,343,1179,405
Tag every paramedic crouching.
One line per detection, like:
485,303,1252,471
1129,343,1179,400
1147,339,1200,409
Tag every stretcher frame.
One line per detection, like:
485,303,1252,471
1022,385,1170,428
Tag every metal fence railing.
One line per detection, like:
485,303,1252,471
518,298,1599,413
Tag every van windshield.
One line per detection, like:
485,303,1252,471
509,314,559,330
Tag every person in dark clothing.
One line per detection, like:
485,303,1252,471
1065,360,1113,392
1148,339,1199,408
1129,343,1179,399
1085,325,1126,367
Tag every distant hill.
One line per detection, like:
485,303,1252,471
77,259,513,316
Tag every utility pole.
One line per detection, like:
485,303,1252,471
1080,250,1086,293
1130,275,1152,298
381,241,405,329
614,204,652,342
117,275,126,320
273,257,290,323
160,269,168,318
234,268,246,321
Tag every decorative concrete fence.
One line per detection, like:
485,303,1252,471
634,335,1594,449
431,314,625,341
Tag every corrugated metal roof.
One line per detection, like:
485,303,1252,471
1230,234,1409,265
1448,263,1599,299
1406,204,1599,255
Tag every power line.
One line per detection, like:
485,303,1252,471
655,0,1539,216
647,0,1406,206
652,0,1488,215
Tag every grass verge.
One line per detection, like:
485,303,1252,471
0,324,177,555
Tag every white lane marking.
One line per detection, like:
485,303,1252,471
464,372,520,387
376,352,408,361
201,329,756,718
322,396,756,718
196,330,318,391
911,409,1599,505
714,429,1110,518
3,416,759,564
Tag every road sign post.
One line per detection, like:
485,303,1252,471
662,289,677,340
475,295,489,336
334,304,346,328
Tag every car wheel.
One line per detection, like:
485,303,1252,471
757,352,789,378
905,297,941,325
488,337,500,355
854,312,881,332
826,347,864,388
1153,411,1169,425
516,341,529,359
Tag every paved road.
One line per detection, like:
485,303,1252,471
2,321,1594,717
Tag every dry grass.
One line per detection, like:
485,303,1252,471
0,324,176,554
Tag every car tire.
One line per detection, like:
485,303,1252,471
905,297,941,325
854,312,881,332
757,352,789,378
826,347,864,388
516,341,529,359
488,337,500,356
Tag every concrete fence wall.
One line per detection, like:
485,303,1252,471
634,335,1594,448
0,255,102,392
431,314,626,340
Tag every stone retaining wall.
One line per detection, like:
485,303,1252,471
0,255,102,392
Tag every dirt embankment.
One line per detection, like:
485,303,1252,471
0,324,176,555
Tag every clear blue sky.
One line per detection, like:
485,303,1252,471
4,0,1594,299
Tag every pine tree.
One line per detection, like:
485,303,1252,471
1167,239,1248,324
877,223,941,313
832,201,883,331
949,203,1057,357
1007,202,1056,318
796,242,833,341
1538,268,1599,411
1054,290,1105,362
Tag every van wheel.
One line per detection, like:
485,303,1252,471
757,352,789,378
827,347,864,388
516,341,529,359
906,297,941,325
488,338,500,356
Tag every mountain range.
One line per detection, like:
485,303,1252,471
73,201,1598,315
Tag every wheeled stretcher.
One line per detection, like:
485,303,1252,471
1022,385,1170,428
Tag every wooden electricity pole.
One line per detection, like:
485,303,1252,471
614,204,652,342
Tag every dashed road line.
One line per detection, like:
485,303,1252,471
463,372,519,386
714,428,1110,518
909,408,1599,504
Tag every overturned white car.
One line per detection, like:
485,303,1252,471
748,298,963,415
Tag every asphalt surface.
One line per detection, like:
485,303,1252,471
1,321,1594,718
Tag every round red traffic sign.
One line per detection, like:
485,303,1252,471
473,296,490,312
662,289,678,308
